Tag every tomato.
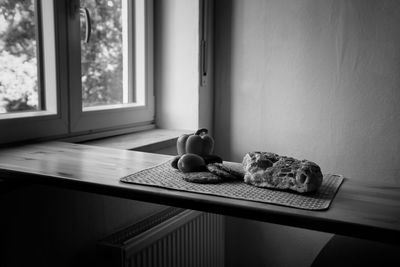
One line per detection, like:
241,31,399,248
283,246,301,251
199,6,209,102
176,128,214,157
177,153,206,172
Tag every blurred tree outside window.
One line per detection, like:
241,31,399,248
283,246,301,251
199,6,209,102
0,0,39,114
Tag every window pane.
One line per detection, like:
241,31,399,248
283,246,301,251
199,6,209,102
80,0,133,108
0,0,40,114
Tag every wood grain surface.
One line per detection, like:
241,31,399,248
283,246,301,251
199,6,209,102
0,141,399,245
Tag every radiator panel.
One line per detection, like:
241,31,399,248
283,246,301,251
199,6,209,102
99,208,224,267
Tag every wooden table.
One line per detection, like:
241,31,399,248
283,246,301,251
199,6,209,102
0,141,399,245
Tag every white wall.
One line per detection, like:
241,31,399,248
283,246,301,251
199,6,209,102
214,0,400,266
155,0,200,131
154,0,214,133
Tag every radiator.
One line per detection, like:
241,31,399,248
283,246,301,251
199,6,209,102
98,207,225,267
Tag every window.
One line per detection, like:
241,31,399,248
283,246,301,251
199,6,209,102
70,0,153,133
80,0,134,109
0,0,154,144
0,0,66,144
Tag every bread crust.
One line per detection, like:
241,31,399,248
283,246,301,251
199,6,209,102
242,152,323,193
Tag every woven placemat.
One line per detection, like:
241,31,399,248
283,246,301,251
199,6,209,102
120,161,344,211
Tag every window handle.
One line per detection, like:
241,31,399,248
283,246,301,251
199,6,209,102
80,7,91,43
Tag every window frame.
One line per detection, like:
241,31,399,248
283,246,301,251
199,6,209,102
0,0,69,145
68,0,154,134
0,0,154,145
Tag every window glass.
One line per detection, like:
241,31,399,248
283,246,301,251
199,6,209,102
80,0,134,109
0,0,40,114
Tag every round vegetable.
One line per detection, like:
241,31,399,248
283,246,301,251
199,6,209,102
177,153,206,173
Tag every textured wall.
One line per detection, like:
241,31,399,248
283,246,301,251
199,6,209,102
214,0,400,183
155,0,200,130
214,0,400,266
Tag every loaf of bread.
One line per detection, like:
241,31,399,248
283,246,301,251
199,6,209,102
242,152,323,193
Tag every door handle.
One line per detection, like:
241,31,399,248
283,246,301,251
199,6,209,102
80,7,91,43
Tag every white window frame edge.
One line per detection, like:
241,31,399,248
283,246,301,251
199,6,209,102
69,0,155,134
0,0,69,145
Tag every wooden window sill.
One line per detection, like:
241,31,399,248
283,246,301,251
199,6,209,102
0,141,400,245
80,128,192,152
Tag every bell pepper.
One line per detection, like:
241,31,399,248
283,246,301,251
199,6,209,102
177,128,214,156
